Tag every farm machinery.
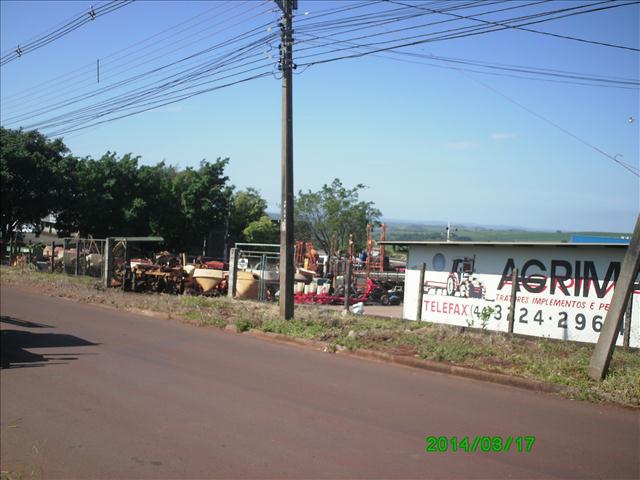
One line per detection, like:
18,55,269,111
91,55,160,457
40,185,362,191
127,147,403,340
425,255,486,299
294,277,402,306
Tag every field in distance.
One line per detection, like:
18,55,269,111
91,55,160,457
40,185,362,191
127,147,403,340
381,221,630,243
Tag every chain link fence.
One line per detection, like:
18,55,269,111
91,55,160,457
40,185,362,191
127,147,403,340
61,238,106,278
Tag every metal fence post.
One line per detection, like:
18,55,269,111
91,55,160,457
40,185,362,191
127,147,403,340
103,237,113,288
50,241,56,273
259,253,266,302
74,238,80,276
416,262,426,322
228,247,238,298
63,238,69,274
344,258,352,312
507,268,519,334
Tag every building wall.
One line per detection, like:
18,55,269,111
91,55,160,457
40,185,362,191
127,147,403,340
403,244,639,348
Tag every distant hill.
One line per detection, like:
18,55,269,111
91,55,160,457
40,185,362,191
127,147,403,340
378,220,630,243
267,212,630,243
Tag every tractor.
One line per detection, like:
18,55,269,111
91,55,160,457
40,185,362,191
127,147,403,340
446,255,486,299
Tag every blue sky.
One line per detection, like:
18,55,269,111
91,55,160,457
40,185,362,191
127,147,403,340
1,0,638,232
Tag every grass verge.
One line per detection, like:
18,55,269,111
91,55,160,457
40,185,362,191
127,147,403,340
1,266,638,407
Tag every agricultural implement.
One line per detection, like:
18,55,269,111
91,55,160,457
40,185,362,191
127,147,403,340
294,277,402,306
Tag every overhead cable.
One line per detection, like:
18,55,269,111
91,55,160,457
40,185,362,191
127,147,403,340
0,1,135,66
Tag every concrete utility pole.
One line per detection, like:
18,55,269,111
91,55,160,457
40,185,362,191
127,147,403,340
276,0,296,319
588,214,640,380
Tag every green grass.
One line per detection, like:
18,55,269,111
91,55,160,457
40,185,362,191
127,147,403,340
2,265,638,406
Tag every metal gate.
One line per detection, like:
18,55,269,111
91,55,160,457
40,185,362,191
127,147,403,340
229,243,280,302
61,237,106,278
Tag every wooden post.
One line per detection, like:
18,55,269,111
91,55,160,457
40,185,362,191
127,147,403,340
507,268,519,334
227,247,238,298
344,258,352,312
416,262,426,322
103,237,113,288
50,241,55,273
589,214,640,380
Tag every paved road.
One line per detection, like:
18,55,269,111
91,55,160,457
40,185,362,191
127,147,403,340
1,286,638,479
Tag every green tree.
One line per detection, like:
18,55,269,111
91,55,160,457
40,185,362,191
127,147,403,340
70,152,141,237
172,158,233,252
228,187,269,244
135,162,183,247
295,178,381,258
243,215,279,244
0,127,74,240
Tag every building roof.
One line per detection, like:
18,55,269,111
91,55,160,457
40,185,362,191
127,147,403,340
570,235,630,244
379,241,628,248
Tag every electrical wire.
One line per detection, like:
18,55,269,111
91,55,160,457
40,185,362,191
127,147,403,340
295,32,639,89
387,0,640,52
0,1,135,66
1,4,275,125
293,1,638,68
0,1,237,109
1,2,271,117
17,30,278,134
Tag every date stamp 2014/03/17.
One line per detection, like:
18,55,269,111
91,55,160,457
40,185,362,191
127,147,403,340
425,436,536,453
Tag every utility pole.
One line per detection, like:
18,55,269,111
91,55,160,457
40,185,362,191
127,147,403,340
276,0,296,319
588,214,640,380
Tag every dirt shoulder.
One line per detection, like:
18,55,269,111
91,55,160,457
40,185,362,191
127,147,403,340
1,266,638,407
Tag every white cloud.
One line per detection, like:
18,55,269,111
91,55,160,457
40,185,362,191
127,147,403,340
491,132,517,141
444,141,480,150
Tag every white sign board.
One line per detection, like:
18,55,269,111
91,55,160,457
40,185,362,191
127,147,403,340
403,244,639,348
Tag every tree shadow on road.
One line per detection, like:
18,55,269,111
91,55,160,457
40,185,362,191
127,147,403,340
1,316,99,369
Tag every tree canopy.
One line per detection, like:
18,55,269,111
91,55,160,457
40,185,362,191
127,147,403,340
1,128,383,259
243,215,279,244
228,187,269,244
0,127,272,255
0,127,74,240
295,178,382,258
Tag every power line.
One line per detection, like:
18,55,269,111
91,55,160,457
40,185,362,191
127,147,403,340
1,4,275,125
0,1,239,109
294,42,639,177
462,69,640,176
293,1,638,68
295,32,639,89
18,29,278,134
0,1,135,66
1,1,270,116
1,0,525,120
47,70,273,137
387,0,640,52
0,1,109,56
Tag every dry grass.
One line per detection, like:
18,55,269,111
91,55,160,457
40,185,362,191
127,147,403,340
2,266,638,407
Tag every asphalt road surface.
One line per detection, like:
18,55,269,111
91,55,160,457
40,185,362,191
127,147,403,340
1,286,638,479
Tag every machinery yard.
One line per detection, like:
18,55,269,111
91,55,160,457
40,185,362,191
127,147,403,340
3,226,407,314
